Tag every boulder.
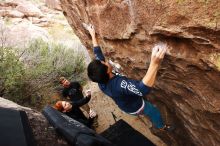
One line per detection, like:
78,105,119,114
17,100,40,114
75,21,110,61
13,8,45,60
0,10,24,18
59,0,220,146
0,97,70,146
16,3,43,17
0,10,8,17
45,0,62,11
0,0,26,7
0,21,50,48
8,10,24,17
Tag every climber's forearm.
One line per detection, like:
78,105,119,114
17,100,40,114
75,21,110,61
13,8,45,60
142,62,160,87
91,34,98,47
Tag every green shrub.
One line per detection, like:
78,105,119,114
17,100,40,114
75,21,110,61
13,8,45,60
0,39,86,109
0,47,25,100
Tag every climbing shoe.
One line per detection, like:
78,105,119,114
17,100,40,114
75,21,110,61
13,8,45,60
160,124,175,132
164,124,175,131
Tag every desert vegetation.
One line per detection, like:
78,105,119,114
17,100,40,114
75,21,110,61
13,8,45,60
0,38,86,109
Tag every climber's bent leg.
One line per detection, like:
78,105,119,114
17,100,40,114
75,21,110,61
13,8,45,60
142,100,164,129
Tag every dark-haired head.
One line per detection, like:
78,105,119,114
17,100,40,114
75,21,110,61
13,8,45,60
87,60,110,84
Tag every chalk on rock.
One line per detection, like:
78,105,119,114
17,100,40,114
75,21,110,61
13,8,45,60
82,23,94,31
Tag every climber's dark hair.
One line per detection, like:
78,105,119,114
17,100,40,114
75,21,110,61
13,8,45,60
87,59,109,84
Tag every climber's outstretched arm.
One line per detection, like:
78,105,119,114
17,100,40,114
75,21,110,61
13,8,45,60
86,24,105,61
142,44,167,87
87,24,98,47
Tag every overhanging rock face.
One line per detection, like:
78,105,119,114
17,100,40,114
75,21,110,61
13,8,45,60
59,0,220,145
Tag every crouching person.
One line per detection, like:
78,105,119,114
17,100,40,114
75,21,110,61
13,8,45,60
54,96,97,129
59,77,91,115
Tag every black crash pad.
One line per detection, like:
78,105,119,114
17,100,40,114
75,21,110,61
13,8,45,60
42,105,112,146
0,107,35,146
101,120,155,146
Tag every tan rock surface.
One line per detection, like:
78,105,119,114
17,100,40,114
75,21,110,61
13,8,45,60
45,0,62,11
0,9,24,18
0,0,84,51
16,3,43,17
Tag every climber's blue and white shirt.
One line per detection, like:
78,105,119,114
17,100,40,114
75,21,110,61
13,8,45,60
94,46,151,113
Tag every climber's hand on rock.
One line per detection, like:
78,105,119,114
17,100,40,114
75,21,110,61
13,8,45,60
83,23,98,46
151,43,167,65
87,24,96,38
